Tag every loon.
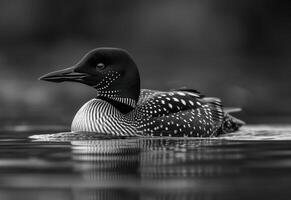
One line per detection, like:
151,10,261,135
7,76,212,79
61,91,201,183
39,47,244,137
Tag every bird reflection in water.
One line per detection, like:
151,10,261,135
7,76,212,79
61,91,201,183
69,138,243,200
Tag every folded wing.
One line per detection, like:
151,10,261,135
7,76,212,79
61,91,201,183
136,89,224,136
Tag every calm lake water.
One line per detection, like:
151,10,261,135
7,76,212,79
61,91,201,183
1,125,291,200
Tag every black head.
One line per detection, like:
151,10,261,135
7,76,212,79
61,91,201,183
40,48,141,112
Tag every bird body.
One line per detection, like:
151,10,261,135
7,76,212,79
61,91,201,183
40,48,244,137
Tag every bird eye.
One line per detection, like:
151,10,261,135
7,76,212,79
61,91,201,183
96,63,106,70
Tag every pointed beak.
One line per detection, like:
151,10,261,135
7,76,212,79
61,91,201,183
39,66,88,83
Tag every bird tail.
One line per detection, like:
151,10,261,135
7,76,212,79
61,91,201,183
220,108,245,134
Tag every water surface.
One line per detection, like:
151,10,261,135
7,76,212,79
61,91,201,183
1,125,291,200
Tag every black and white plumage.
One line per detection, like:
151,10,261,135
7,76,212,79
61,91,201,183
40,47,244,137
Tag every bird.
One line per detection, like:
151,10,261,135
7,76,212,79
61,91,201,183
39,47,244,137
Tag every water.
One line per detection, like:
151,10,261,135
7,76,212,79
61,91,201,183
1,125,291,200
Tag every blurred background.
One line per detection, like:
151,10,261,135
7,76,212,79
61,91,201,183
0,0,290,126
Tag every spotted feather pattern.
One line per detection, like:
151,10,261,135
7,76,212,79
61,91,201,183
71,89,228,137
93,70,121,90
136,90,203,118
136,90,224,137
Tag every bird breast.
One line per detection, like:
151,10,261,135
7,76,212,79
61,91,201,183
71,99,136,136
